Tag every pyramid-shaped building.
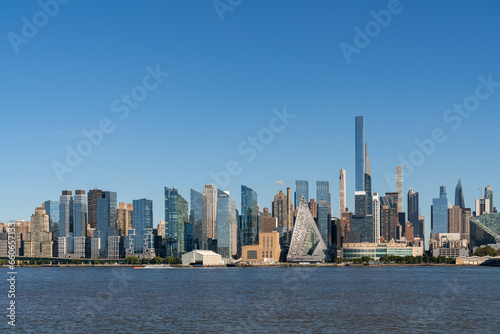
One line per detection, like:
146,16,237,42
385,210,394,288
287,195,329,262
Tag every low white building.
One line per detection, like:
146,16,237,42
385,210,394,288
182,250,224,266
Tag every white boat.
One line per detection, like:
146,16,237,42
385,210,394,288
143,264,173,269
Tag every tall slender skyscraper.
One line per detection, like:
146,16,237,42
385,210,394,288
355,116,365,192
95,191,118,257
202,184,217,250
133,199,153,236
190,189,203,249
455,178,465,209
240,185,259,247
316,181,330,205
164,187,188,256
272,190,292,229
294,180,309,209
216,190,238,259
88,188,104,230
73,190,87,238
117,202,133,236
59,190,73,238
408,189,421,236
396,166,403,212
339,169,346,216
44,200,60,242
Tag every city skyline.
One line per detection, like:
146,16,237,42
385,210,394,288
2,1,500,240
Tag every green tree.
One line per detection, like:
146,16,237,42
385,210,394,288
125,256,140,264
152,257,162,264
69,259,81,265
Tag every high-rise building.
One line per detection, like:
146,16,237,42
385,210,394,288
380,193,399,242
133,199,153,237
339,169,347,216
431,186,449,236
407,189,419,226
164,187,188,257
216,190,238,260
240,185,259,248
44,200,60,240
396,166,403,212
272,190,292,232
94,191,118,257
316,181,330,205
73,190,87,238
317,201,331,248
117,202,133,237
355,116,365,192
455,178,465,209
309,198,317,219
59,190,73,238
475,198,491,216
373,193,380,243
190,189,203,250
87,189,104,230
485,185,493,213
448,205,462,234
202,184,217,250
294,180,309,209
461,208,471,241
24,206,53,257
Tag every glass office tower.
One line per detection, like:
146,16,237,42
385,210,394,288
355,116,365,192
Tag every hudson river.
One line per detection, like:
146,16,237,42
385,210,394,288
2,266,499,333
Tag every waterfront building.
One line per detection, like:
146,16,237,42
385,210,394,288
430,233,468,258
470,213,500,249
431,186,449,236
217,190,238,260
165,187,188,257
132,198,153,254
240,185,259,248
24,206,53,257
181,250,224,266
202,184,217,250
241,231,281,264
287,196,328,262
190,189,203,250
294,180,309,209
342,240,423,260
87,188,104,229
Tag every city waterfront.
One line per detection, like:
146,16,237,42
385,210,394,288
2,266,499,333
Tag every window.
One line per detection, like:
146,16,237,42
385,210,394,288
247,250,257,259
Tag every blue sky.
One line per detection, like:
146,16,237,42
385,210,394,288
1,0,500,238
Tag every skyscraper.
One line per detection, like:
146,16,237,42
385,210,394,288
455,178,465,209
240,185,259,248
190,189,203,250
339,169,346,216
372,193,380,242
88,188,104,230
24,206,53,257
317,201,331,248
355,116,365,192
396,166,403,212
316,181,330,205
59,190,73,238
133,199,153,236
94,191,117,257
431,186,449,236
272,190,292,230
380,193,399,242
164,187,188,257
294,180,309,209
44,200,60,245
448,205,462,234
73,190,87,238
485,185,493,213
117,202,133,237
216,190,237,259
407,189,421,237
202,184,217,250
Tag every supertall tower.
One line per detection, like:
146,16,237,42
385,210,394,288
396,166,403,212
339,169,346,217
355,116,365,192
455,178,465,209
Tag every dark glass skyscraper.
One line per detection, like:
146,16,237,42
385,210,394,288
96,191,117,256
455,178,465,209
88,188,104,230
73,190,87,238
190,189,203,249
316,181,330,205
164,187,188,257
132,198,153,236
294,180,309,209
217,189,237,259
44,200,60,240
59,190,73,238
240,185,259,248
355,116,365,192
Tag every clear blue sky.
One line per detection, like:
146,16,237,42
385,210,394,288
1,0,500,239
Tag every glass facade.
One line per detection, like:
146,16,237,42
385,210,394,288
294,180,309,209
355,116,365,192
455,178,465,209
432,186,448,235
343,244,414,260
59,191,73,238
96,191,118,256
317,202,331,248
240,185,259,247
470,213,500,249
316,181,330,205
190,189,203,249
132,198,153,236
485,186,493,213
73,190,87,238
217,190,237,259
45,200,60,241
164,187,188,257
